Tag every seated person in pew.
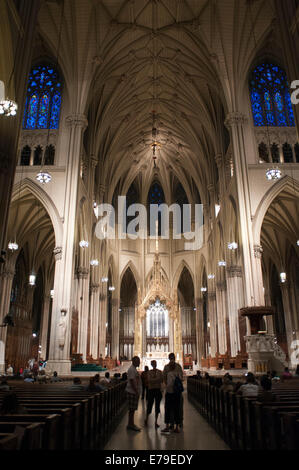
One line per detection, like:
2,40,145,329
237,373,259,398
23,373,35,383
68,377,86,391
0,380,10,391
86,376,106,392
258,375,276,403
0,393,27,415
220,375,234,393
50,371,62,383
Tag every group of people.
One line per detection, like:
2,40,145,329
126,353,184,433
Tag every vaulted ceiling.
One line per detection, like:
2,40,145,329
37,0,276,201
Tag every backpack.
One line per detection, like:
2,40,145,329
173,376,184,394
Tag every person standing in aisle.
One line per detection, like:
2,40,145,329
144,360,163,428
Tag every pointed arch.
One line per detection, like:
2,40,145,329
172,260,195,291
11,178,63,247
120,261,140,290
253,176,299,245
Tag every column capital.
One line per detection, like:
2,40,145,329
225,112,248,129
65,114,88,129
254,245,263,259
90,283,100,293
215,153,223,168
1,268,15,280
76,267,90,279
226,265,243,278
90,155,98,169
53,247,62,261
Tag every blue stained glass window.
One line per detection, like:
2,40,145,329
37,94,50,129
23,64,62,130
26,94,38,129
250,63,295,127
49,93,62,129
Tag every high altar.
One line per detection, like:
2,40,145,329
133,236,183,367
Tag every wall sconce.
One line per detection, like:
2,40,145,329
101,277,108,283
29,273,36,286
79,240,89,248
201,287,207,293
90,259,99,266
280,272,287,283
109,286,115,292
60,308,67,316
50,289,54,299
208,274,215,280
218,261,226,267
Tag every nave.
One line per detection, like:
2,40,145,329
104,392,229,451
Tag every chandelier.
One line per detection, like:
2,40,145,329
266,168,282,181
0,99,17,116
36,171,52,184
8,241,18,252
228,242,238,250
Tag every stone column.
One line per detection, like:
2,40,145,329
226,266,244,357
76,267,90,363
98,285,107,358
208,292,218,357
280,282,296,364
169,315,174,353
40,294,51,361
89,283,100,360
111,297,120,360
216,281,228,355
196,298,204,365
0,267,15,374
225,113,260,307
47,115,88,375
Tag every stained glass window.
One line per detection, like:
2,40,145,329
148,182,165,236
23,64,62,130
250,63,295,127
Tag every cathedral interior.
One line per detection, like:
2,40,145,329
0,0,299,384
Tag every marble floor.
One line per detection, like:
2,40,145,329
104,393,230,451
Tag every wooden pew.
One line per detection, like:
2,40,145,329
0,422,41,450
0,433,18,450
0,414,59,450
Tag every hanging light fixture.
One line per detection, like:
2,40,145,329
8,241,18,252
0,98,18,117
266,167,282,181
90,259,99,266
208,274,215,280
79,240,89,248
36,171,52,184
228,242,238,250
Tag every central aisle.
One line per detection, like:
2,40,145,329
104,392,229,451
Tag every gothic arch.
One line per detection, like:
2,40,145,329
11,178,63,247
120,261,140,291
252,176,299,245
172,260,195,292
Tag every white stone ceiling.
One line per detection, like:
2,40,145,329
39,0,275,200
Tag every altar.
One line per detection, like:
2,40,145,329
142,352,170,371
